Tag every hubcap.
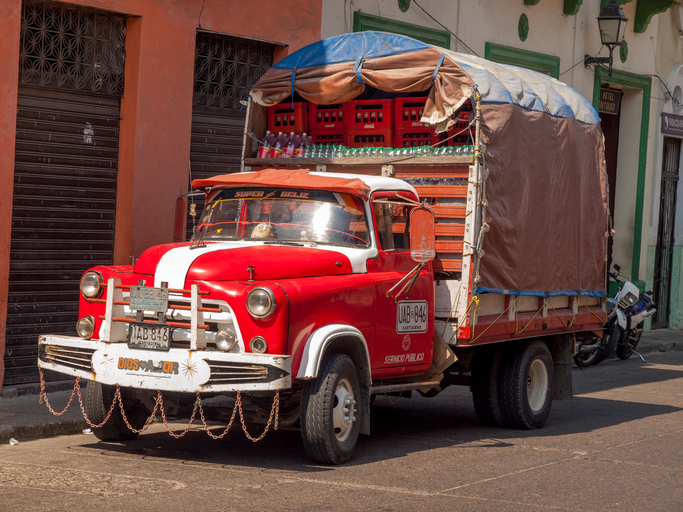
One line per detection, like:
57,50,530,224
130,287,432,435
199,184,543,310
332,377,356,442
527,358,548,412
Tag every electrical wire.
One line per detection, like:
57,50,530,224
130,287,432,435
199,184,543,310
412,0,479,56
559,59,585,77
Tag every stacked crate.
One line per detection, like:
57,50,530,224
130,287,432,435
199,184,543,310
266,97,474,150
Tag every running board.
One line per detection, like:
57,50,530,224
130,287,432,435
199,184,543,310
370,380,441,395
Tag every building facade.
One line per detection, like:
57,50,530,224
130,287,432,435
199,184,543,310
0,0,321,389
322,0,683,327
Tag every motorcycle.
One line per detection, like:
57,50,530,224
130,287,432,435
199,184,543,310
574,264,656,367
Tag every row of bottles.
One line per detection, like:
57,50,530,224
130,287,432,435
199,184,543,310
257,131,314,158
257,131,475,159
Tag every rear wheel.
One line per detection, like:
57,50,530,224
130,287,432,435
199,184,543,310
85,381,150,441
471,347,505,427
500,341,554,429
301,354,361,465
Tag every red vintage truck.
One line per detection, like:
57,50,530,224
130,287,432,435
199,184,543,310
38,32,608,464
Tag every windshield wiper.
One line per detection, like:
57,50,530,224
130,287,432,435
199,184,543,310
263,240,305,247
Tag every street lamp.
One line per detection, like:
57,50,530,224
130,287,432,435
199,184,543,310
584,0,628,76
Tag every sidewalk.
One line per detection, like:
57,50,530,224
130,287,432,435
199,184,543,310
1,329,682,445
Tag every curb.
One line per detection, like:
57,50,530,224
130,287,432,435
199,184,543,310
637,340,683,355
0,419,88,445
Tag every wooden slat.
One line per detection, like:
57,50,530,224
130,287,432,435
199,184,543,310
431,204,467,218
435,241,464,252
414,185,467,198
435,224,464,237
433,259,462,272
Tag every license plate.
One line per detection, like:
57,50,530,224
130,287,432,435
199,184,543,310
129,286,169,312
128,322,171,351
396,300,428,333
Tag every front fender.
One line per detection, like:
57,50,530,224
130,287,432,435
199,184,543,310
296,324,370,381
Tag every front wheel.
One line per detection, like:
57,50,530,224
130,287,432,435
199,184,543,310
301,354,361,464
85,381,150,441
500,340,554,429
617,322,643,360
590,320,620,366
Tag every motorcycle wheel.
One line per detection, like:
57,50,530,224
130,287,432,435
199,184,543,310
616,321,643,360
589,320,620,366
574,340,601,366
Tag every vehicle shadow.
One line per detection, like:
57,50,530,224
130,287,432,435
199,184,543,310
79,359,682,471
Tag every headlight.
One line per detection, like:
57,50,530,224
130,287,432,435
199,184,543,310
250,336,268,354
80,271,103,299
215,328,237,352
246,287,276,319
76,316,95,339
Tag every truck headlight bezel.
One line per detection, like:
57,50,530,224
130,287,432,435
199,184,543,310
246,287,276,319
80,271,103,299
76,315,95,339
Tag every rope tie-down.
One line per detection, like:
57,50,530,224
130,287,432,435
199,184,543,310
38,369,279,442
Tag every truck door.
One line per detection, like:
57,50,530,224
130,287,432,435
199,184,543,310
369,191,434,374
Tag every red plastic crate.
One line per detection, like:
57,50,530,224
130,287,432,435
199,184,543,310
394,128,439,148
268,103,308,133
345,99,393,130
349,128,393,148
310,128,349,147
394,97,430,129
309,104,346,130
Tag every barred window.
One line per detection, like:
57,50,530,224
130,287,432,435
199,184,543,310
19,1,126,96
193,32,273,110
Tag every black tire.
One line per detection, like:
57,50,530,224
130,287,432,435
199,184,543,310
591,320,620,366
617,322,642,360
471,347,505,427
500,340,554,429
300,354,361,465
85,381,150,441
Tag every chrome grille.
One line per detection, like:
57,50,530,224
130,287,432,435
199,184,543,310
206,361,288,385
39,344,96,374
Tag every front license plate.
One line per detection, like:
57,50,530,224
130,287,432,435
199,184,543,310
129,286,169,313
128,322,171,351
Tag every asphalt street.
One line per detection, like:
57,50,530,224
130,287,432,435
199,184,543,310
1,350,682,511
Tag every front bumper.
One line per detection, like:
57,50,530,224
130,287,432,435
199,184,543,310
38,335,292,393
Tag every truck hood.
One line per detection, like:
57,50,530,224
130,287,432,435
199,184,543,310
134,242,362,288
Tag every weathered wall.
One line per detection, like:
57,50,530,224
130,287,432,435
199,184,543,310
0,0,321,389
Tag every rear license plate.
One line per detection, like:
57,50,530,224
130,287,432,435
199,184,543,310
128,322,171,351
129,286,169,313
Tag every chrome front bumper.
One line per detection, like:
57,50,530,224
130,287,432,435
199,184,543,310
38,335,292,393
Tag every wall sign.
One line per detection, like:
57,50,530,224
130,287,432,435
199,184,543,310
599,88,622,115
662,113,683,137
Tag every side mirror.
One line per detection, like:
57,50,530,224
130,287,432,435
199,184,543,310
613,263,621,272
409,206,435,263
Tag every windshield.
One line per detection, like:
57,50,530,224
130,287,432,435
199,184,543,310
196,188,370,247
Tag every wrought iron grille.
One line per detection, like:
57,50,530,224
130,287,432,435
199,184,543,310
193,32,273,110
19,1,126,96
652,137,681,329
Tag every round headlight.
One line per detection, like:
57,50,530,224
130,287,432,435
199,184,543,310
215,328,237,352
80,271,103,299
250,336,268,354
246,287,276,319
76,316,95,339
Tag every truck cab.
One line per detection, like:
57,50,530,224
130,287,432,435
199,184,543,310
39,168,440,464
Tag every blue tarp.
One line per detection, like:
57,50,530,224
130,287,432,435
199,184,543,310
269,31,599,125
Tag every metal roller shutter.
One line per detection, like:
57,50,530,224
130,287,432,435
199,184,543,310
6,87,120,385
185,33,273,240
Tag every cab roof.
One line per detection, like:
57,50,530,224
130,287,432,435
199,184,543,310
191,168,418,200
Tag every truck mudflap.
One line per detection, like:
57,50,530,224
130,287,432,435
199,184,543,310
38,335,292,393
